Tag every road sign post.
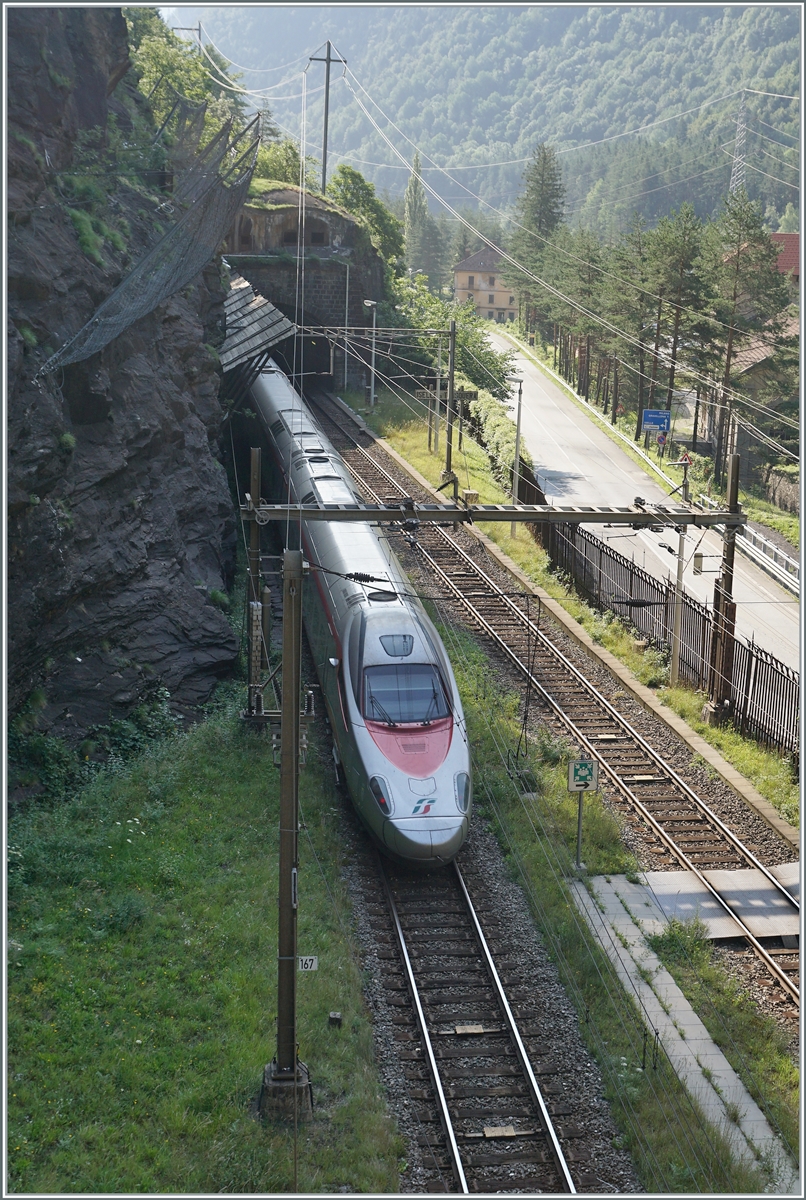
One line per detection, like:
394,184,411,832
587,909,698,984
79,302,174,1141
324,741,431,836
568,759,598,869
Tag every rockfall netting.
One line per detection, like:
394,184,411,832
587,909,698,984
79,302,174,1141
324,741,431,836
37,114,259,379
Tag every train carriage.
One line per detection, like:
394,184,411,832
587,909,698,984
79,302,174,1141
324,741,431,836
249,362,471,866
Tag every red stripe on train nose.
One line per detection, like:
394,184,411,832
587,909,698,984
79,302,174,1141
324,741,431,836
365,717,453,778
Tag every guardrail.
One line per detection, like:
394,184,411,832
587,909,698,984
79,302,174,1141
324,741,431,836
698,494,799,597
502,332,800,598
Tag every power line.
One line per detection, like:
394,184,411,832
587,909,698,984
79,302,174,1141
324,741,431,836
754,116,799,142
344,67,800,425
198,23,315,76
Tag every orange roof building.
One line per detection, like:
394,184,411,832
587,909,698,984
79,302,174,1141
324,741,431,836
771,232,799,282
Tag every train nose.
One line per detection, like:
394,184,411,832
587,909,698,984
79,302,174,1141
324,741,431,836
384,817,468,864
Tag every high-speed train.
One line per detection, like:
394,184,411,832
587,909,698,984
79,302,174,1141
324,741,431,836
250,361,471,867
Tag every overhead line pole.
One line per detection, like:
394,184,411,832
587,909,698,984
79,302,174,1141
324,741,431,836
309,41,347,193
444,319,456,478
260,550,313,1121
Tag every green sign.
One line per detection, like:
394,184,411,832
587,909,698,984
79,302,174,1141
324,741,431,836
568,759,598,792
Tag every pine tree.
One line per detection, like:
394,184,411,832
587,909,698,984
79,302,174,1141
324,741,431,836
404,152,448,291
514,143,566,243
506,144,566,329
703,188,790,481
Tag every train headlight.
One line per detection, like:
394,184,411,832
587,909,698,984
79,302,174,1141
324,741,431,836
369,776,394,816
455,772,471,814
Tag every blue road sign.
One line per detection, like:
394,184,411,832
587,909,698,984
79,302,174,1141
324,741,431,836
642,409,671,432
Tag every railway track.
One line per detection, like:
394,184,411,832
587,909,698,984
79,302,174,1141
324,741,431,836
306,390,800,1005
375,856,580,1193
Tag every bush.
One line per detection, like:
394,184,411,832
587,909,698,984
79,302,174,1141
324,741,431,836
59,432,76,453
467,385,535,491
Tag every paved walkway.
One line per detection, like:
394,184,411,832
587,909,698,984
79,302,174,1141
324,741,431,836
571,874,799,1193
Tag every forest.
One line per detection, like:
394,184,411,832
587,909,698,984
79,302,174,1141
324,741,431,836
176,3,800,236
129,9,798,482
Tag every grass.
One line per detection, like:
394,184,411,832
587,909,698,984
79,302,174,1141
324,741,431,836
648,918,799,1160
740,494,799,551
434,619,774,1192
7,687,402,1193
656,685,799,826
68,209,105,267
342,383,798,824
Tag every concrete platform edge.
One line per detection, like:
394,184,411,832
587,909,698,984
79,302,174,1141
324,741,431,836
570,877,799,1193
325,390,799,849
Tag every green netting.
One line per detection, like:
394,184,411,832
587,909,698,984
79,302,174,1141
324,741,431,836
37,115,259,379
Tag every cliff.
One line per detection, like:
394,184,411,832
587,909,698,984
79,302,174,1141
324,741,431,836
6,7,239,787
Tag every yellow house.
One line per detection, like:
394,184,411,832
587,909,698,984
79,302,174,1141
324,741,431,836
453,248,517,323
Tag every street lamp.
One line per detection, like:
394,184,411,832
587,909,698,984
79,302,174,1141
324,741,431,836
507,376,524,538
363,299,377,409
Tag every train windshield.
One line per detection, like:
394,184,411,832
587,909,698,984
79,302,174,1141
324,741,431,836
363,664,450,726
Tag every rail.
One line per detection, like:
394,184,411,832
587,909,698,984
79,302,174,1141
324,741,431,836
546,522,799,756
378,855,577,1193
307,391,799,1006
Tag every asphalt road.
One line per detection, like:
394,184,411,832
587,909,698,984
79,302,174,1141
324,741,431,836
489,331,800,671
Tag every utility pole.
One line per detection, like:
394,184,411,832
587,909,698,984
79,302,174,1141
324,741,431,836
509,377,523,539
247,449,263,715
343,263,349,389
669,459,690,686
444,319,456,478
705,453,740,723
434,335,442,454
309,42,347,192
173,23,202,52
261,549,313,1120
364,299,377,408
729,93,747,195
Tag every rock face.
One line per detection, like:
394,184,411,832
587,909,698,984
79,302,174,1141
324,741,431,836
7,7,238,752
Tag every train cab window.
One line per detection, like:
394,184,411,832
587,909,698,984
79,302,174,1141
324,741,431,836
380,634,413,657
364,664,450,725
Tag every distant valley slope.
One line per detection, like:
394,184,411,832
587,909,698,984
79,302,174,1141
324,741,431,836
175,4,800,231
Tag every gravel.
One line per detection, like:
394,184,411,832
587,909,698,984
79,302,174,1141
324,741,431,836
337,798,643,1194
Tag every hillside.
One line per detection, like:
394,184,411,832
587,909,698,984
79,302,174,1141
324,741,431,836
174,4,800,233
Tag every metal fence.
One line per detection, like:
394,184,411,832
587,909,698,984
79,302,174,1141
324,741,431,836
544,523,799,758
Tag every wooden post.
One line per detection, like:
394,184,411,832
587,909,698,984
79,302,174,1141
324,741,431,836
260,549,312,1120
705,454,741,723
444,319,456,478
247,448,262,715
